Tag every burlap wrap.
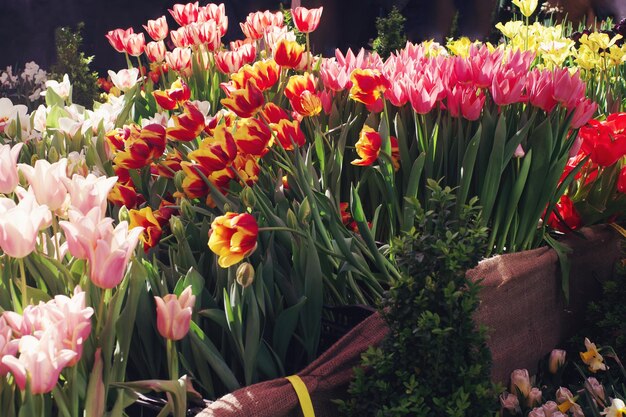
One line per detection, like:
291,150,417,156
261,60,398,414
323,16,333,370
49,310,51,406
197,225,621,416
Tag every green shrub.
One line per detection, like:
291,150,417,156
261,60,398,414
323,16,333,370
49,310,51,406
373,6,407,58
50,22,100,107
339,180,497,417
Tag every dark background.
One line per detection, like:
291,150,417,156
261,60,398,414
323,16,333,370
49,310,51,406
0,0,624,75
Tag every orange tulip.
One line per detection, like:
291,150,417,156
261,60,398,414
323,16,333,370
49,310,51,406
208,212,259,268
129,206,163,251
233,117,272,156
285,73,322,117
112,124,167,170
352,125,381,166
270,119,306,150
188,125,238,172
221,79,265,118
292,6,323,33
273,39,305,69
167,102,206,142
349,69,389,106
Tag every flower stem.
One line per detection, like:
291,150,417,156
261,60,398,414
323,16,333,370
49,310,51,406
19,257,27,308
166,339,179,380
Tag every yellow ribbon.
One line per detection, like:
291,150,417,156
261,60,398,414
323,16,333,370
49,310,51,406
286,375,316,417
610,222,626,239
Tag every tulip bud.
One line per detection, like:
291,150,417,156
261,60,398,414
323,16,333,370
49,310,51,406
118,205,130,223
556,387,573,404
47,146,59,163
180,198,194,220
236,262,255,288
585,377,605,402
510,369,531,397
170,215,186,242
298,197,311,224
549,349,566,374
241,187,256,208
155,285,195,341
528,387,542,407
174,170,185,192
542,401,558,417
286,209,298,229
500,392,519,413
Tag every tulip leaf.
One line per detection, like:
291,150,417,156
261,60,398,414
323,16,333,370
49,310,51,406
189,321,241,392
544,233,572,304
273,296,307,365
300,237,323,362
456,126,481,211
479,113,506,223
243,288,261,385
401,153,426,232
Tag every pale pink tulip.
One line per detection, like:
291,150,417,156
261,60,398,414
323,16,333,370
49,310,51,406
0,142,23,194
215,44,256,74
52,288,93,365
124,33,146,57
155,285,195,340
549,349,566,374
542,401,558,416
2,331,77,394
0,195,49,258
528,387,542,407
0,317,18,376
19,158,68,211
199,3,228,36
166,47,193,73
108,68,140,93
500,392,519,413
144,16,169,41
89,221,143,289
145,40,167,63
528,408,546,417
61,173,117,216
292,6,323,33
170,27,192,49
169,2,199,26
59,207,114,260
510,369,531,397
65,151,89,178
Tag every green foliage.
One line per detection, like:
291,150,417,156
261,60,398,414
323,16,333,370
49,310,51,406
50,23,100,107
339,180,497,417
373,6,407,58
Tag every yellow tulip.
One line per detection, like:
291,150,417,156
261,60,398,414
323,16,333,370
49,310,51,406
512,0,538,17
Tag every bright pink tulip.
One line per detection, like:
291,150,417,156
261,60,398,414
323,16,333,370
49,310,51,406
124,33,146,57
570,98,597,129
19,159,68,211
105,28,134,53
527,69,557,113
0,143,23,194
409,78,444,114
155,285,195,340
292,6,323,33
166,47,193,74
89,221,143,289
0,195,49,258
144,16,169,41
552,68,586,109
169,2,199,26
2,331,77,394
490,69,527,106
61,173,117,216
145,40,167,63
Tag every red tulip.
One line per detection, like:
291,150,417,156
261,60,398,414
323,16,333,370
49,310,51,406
547,195,582,233
352,125,381,166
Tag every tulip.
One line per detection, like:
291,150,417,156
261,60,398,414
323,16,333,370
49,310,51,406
165,47,193,74
107,68,140,93
233,117,272,156
580,337,607,373
547,195,581,233
180,162,212,200
113,123,167,169
221,79,265,118
108,179,142,209
187,20,221,51
62,173,117,217
549,349,566,374
170,27,192,49
169,2,199,26
105,28,134,53
236,262,255,288
0,195,49,258
285,73,322,117
153,78,191,110
273,39,305,69
528,408,546,417
292,6,323,33
51,288,94,366
510,369,531,397
240,10,284,40
500,392,519,413
586,377,606,402
60,207,114,260
233,154,260,186
44,74,71,100
349,69,389,107
208,212,259,268
0,143,23,194
528,387,542,407
0,317,18,376
155,286,195,341
512,0,538,17
261,102,290,124
199,3,228,36
166,102,206,142
145,40,167,63
352,126,382,167
188,125,237,172
129,206,162,252
124,33,146,57
144,16,168,41
215,44,257,75
2,331,77,394
270,119,306,150
88,221,143,288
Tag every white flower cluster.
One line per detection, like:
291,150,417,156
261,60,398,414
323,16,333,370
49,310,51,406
0,62,49,103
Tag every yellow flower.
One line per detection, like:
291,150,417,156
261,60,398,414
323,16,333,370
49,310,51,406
447,37,473,57
512,0,538,17
580,338,608,373
496,21,525,39
540,39,574,67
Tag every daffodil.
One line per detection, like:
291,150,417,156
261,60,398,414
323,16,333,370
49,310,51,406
580,338,608,373
603,398,626,417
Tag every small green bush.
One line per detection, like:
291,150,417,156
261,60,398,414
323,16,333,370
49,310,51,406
373,6,407,58
339,180,497,417
50,22,100,107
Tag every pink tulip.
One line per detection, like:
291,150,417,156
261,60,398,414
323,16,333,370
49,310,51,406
527,70,558,113
124,33,146,57
549,349,566,374
499,392,519,412
170,27,192,49
19,158,68,211
186,20,221,50
155,286,195,340
491,69,527,106
409,78,444,114
169,2,199,26
144,16,169,41
528,408,546,417
528,387,542,407
89,221,143,289
542,401,558,416
52,288,93,365
0,317,18,376
0,143,23,194
215,43,256,74
199,3,228,36
570,98,597,129
292,6,323,33
60,208,111,260
510,369,531,397
107,68,140,93
145,40,167,63
552,68,586,109
0,195,49,258
105,28,134,53
2,331,77,394
166,47,193,73
62,174,117,217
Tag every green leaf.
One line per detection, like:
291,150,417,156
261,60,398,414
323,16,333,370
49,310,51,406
401,153,426,232
300,237,323,361
272,296,307,364
456,126,482,211
478,114,506,223
544,234,572,303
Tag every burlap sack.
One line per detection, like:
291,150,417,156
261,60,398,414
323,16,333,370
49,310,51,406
469,225,621,383
197,225,621,415
196,311,388,417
